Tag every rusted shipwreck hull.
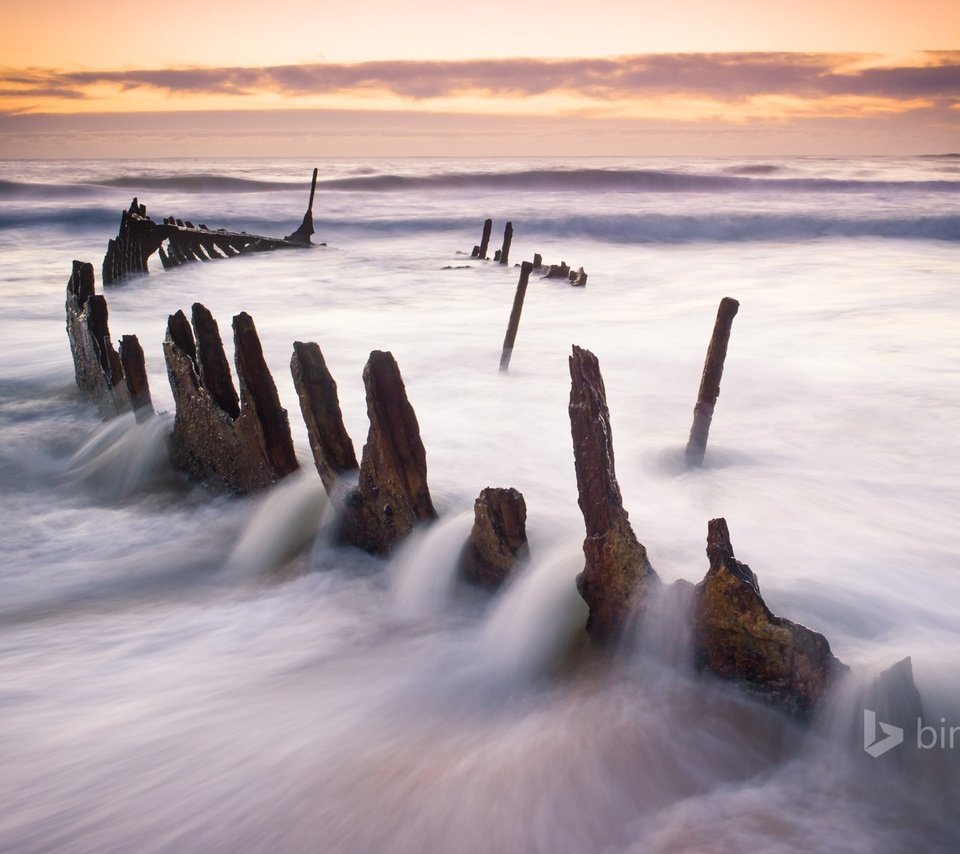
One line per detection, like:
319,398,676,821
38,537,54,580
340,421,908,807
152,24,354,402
102,168,320,285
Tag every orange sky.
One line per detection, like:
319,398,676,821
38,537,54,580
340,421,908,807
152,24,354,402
1,0,958,155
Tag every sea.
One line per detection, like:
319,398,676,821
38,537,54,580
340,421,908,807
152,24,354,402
0,156,958,852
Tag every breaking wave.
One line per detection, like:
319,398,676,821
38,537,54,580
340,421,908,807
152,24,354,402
3,168,959,199
317,212,960,243
96,175,302,193
314,168,960,195
1,206,955,243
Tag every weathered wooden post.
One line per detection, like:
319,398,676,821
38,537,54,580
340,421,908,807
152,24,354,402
233,312,300,478
65,260,130,418
499,221,513,265
458,487,528,588
685,297,739,466
499,261,533,372
290,341,359,494
118,335,153,421
478,218,493,259
568,345,659,645
338,351,437,554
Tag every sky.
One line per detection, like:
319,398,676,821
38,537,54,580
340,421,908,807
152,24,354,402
1,0,958,156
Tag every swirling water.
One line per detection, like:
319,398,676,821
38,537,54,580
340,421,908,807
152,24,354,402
0,155,958,852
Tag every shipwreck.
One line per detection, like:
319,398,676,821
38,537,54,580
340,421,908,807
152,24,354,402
102,168,321,285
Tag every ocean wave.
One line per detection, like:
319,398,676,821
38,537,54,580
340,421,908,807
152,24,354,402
1,207,955,243
0,175,302,200
723,164,783,176
95,175,302,193
2,168,959,200
0,207,125,229
320,212,960,243
0,179,102,200
315,168,960,194
546,212,960,243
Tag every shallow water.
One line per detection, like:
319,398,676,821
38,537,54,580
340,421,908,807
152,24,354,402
0,156,958,851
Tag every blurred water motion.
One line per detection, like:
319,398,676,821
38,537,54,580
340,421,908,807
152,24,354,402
0,155,958,851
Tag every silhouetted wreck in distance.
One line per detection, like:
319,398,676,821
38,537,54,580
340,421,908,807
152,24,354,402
103,168,321,285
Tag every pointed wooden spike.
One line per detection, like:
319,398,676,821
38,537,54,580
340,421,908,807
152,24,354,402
119,334,153,421
568,345,659,645
192,303,240,419
233,312,299,479
499,261,533,372
290,341,358,493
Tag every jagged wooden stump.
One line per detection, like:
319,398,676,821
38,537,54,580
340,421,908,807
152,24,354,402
459,487,528,588
65,260,131,419
339,351,437,554
693,518,844,719
568,345,660,645
163,304,298,493
290,341,358,494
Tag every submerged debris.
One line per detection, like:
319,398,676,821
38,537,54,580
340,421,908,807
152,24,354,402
463,220,586,285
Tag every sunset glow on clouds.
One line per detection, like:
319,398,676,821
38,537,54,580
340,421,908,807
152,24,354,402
1,0,958,156
4,52,959,116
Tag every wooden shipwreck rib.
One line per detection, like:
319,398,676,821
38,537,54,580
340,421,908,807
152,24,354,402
102,168,320,285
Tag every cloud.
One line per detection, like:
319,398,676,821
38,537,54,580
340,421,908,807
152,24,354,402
0,87,85,100
3,52,959,106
